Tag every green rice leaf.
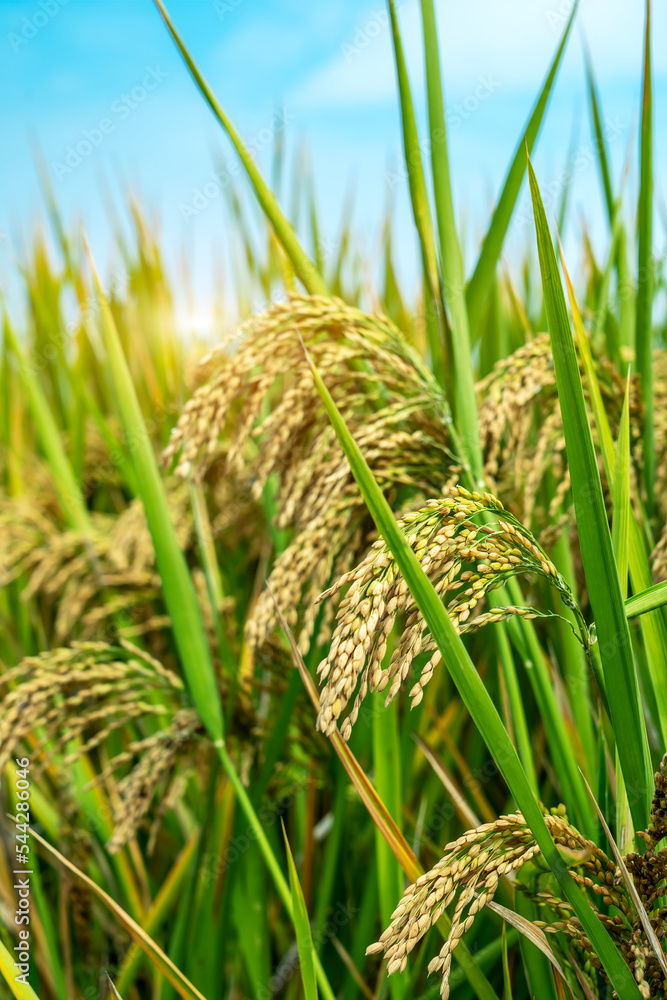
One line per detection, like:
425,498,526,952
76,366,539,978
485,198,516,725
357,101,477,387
373,696,408,998
420,0,482,481
465,3,577,334
387,0,447,392
153,0,327,297
87,246,224,746
611,384,634,854
625,581,667,618
527,154,651,832
493,624,537,791
636,0,654,508
591,203,623,360
555,114,579,241
3,319,90,535
560,227,667,748
282,823,318,1000
612,379,631,593
584,47,614,224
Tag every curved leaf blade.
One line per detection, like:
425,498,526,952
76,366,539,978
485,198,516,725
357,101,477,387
282,824,318,1000
527,153,652,833
152,0,327,297
465,4,578,333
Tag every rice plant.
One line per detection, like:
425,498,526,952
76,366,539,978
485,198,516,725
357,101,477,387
1,1,666,999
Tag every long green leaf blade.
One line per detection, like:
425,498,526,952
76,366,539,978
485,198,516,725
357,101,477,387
153,0,327,297
3,318,90,535
527,155,651,832
87,249,224,746
612,379,631,593
373,697,408,999
465,4,577,333
584,47,614,224
387,0,447,394
560,239,667,746
636,0,654,508
625,581,667,619
282,824,318,1000
611,383,634,854
420,0,482,481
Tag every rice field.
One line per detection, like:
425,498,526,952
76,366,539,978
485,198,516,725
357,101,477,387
1,2,667,999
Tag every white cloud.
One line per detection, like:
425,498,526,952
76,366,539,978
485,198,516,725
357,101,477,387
291,0,665,110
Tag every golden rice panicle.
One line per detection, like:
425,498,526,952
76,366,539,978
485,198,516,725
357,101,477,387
106,708,200,853
0,641,183,774
315,486,580,741
477,332,646,537
163,294,459,654
0,479,194,644
366,811,573,999
367,805,646,998
163,294,448,481
0,640,204,853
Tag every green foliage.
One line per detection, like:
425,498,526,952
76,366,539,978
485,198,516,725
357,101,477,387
0,3,665,999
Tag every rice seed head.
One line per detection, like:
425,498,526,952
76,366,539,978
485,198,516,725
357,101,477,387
315,485,583,739
371,768,667,999
163,294,460,655
367,809,579,998
0,478,194,644
477,332,650,542
106,707,200,853
0,640,185,775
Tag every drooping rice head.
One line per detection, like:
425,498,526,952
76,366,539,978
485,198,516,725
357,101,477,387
163,294,461,655
0,478,194,646
0,638,325,857
477,333,648,543
369,757,667,999
314,484,586,741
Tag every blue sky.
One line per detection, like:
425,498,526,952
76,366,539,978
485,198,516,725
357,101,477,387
0,0,665,334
